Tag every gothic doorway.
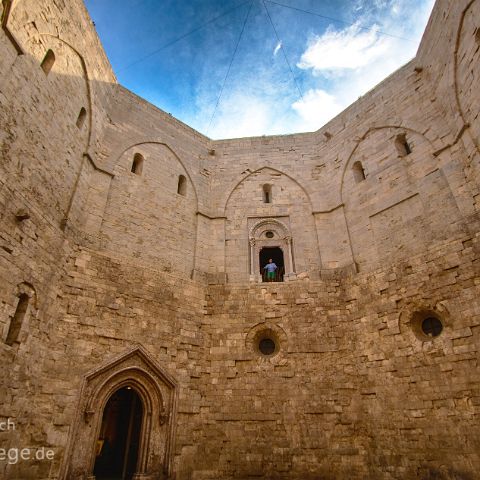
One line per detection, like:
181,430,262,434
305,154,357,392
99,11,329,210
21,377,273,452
93,387,143,480
260,247,284,282
62,346,178,480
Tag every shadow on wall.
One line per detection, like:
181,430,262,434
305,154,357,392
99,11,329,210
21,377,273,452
2,49,476,282
2,0,480,283
1,37,200,277
1,45,91,226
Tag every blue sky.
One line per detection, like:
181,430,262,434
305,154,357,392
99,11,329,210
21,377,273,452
84,0,435,139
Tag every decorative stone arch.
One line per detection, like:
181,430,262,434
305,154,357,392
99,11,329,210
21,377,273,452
222,166,314,216
248,219,295,282
63,346,178,480
454,0,480,155
37,33,93,152
339,124,437,204
338,125,439,268
110,141,199,208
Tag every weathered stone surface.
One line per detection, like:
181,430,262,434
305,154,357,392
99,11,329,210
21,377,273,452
1,0,480,479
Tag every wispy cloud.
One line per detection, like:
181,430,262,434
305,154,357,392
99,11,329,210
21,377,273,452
290,0,435,131
297,24,389,72
182,0,435,138
87,0,436,138
273,41,282,56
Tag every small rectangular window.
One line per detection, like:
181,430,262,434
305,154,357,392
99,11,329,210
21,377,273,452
263,184,272,203
6,294,29,345
41,49,55,76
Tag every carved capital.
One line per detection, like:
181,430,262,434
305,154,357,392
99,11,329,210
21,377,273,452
159,409,169,426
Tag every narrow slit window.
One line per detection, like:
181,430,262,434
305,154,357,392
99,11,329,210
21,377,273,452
76,108,87,129
40,49,55,76
263,184,272,203
177,175,187,196
395,134,412,156
131,153,144,175
6,293,29,346
352,161,366,183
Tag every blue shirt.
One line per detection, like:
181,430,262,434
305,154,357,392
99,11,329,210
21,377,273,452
264,263,277,272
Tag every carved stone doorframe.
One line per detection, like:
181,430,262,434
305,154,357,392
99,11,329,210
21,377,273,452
61,345,178,480
249,219,296,282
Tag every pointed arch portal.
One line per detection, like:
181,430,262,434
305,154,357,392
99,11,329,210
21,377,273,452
63,346,178,480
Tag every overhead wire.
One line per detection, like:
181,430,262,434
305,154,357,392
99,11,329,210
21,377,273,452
265,0,415,43
262,0,304,101
113,0,415,136
207,0,412,134
206,0,255,135
118,0,252,72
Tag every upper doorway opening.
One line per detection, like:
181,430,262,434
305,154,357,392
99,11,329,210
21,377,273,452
93,386,143,480
260,247,284,282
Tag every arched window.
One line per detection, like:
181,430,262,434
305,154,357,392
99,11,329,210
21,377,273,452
263,184,272,203
395,133,412,156
5,293,29,346
352,161,366,183
76,107,87,129
131,153,144,175
177,175,187,196
40,49,55,76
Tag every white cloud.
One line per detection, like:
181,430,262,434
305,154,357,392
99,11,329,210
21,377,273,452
292,89,344,131
291,0,436,131
200,88,344,138
273,41,282,57
206,93,272,138
297,23,390,73
186,0,436,138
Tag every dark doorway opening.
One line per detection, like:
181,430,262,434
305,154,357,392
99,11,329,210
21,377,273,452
260,247,284,282
93,387,143,480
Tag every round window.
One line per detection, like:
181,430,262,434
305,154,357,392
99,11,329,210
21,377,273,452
247,325,287,362
265,231,274,238
421,317,443,338
409,310,445,341
259,338,276,355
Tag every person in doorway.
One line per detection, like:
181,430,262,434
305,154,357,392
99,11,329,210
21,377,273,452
263,258,277,282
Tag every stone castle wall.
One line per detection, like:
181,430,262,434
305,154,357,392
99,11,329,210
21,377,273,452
0,0,480,479
202,232,480,479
